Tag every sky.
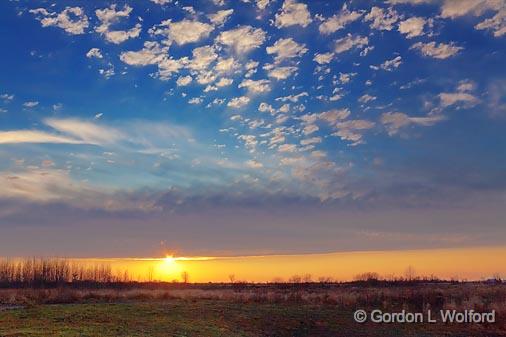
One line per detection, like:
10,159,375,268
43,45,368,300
0,0,505,258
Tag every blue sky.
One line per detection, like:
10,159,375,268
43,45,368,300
0,0,505,257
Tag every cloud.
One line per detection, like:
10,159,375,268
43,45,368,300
440,0,503,19
176,75,192,86
265,65,298,80
23,101,39,108
398,17,426,38
332,120,375,145
45,118,124,145
1,94,14,101
0,130,84,145
216,78,233,87
381,112,445,135
30,7,89,35
371,55,403,71
216,26,266,54
187,45,217,71
239,79,271,94
266,38,308,63
313,52,334,64
120,41,168,66
386,0,435,3
86,48,103,59
334,34,369,54
411,41,463,59
276,92,308,103
300,137,322,146
188,97,203,105
318,108,351,124
439,92,480,108
228,96,251,108
152,19,214,45
358,94,377,103
274,0,312,28
278,144,298,152
364,6,400,31
256,0,272,10
95,5,141,44
245,159,263,169
475,8,506,37
208,9,234,26
319,4,363,34
150,0,172,4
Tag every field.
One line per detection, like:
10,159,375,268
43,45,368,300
1,284,506,337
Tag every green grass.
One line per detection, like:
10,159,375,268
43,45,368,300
0,299,504,337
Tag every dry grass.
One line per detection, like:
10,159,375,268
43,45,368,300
1,284,505,320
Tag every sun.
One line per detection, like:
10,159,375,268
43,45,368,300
163,255,177,267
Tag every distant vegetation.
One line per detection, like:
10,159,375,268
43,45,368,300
0,258,502,288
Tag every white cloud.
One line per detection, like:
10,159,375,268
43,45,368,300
0,131,83,145
475,8,506,37
99,64,115,79
439,92,480,108
216,78,234,87
398,17,426,38
45,118,124,145
246,159,263,168
120,41,168,66
381,112,445,135
150,0,172,4
276,92,308,103
333,120,375,145
411,41,463,59
216,26,266,54
176,75,192,86
386,0,434,3
372,55,402,71
303,124,319,135
95,5,141,44
30,7,89,35
187,45,217,71
300,137,322,146
239,79,271,94
86,48,103,59
152,19,214,45
23,101,39,108
188,97,203,105
266,38,308,63
1,94,14,101
274,0,312,28
358,94,377,103
265,65,298,80
259,102,276,114
313,52,334,64
256,0,271,10
318,108,350,124
278,143,298,152
228,96,251,108
364,6,400,31
215,57,239,73
319,4,363,34
334,34,369,54
440,0,503,19
208,9,234,26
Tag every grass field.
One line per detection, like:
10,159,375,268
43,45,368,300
1,284,506,337
1,299,505,337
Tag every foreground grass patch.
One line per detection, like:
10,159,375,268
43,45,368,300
0,299,504,337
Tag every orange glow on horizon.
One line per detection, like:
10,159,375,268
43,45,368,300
36,246,506,283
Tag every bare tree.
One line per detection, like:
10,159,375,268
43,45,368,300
181,271,190,284
228,273,236,284
405,265,416,281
